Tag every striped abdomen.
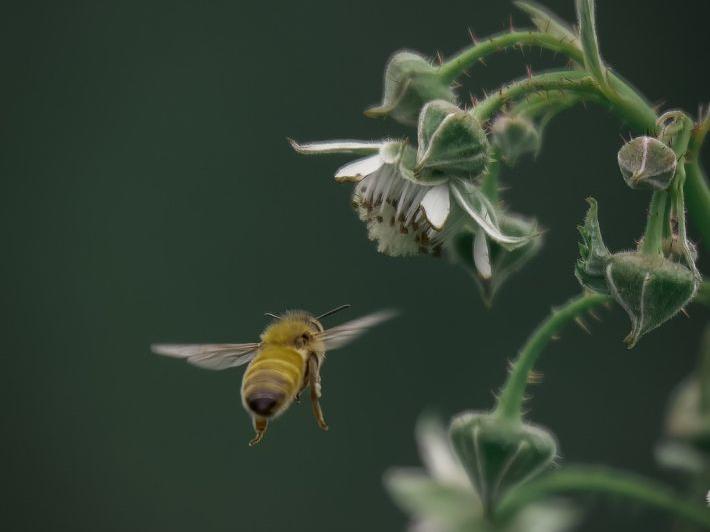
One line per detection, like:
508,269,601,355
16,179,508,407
241,345,305,418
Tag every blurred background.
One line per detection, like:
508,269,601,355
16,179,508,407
2,1,710,530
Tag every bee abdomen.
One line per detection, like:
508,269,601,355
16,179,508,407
242,347,304,418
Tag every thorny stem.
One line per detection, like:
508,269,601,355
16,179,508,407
438,30,583,83
497,466,710,528
494,292,610,422
471,71,599,123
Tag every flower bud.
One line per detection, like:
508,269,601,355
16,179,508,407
449,411,557,510
365,51,457,126
574,198,611,293
606,252,698,348
617,136,677,191
415,100,490,182
491,115,541,166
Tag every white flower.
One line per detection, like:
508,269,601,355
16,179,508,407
290,139,535,261
290,139,452,257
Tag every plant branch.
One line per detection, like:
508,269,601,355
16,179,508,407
438,30,583,83
497,466,710,528
494,292,610,422
684,162,710,245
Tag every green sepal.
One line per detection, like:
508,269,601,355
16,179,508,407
606,252,698,348
365,51,457,126
416,101,490,182
574,198,611,293
449,411,558,512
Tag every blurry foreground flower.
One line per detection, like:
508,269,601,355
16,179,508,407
385,415,578,532
290,139,534,259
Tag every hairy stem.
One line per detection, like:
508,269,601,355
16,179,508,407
494,293,610,422
438,30,583,83
471,71,599,123
640,191,668,257
497,466,710,528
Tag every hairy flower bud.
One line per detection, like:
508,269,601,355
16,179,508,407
617,136,677,191
365,51,457,126
415,100,490,182
606,252,698,348
449,411,557,510
575,198,611,293
491,115,541,166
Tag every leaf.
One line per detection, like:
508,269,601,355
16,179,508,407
576,0,607,86
515,1,579,45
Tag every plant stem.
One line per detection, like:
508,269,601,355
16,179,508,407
494,293,610,422
639,191,668,257
471,71,599,123
438,30,584,83
497,466,710,528
684,162,710,245
481,150,501,203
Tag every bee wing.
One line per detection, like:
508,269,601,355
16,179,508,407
151,343,260,370
319,309,398,351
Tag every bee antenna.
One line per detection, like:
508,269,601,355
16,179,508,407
264,312,281,320
316,304,352,320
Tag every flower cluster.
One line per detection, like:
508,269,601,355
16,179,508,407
291,86,542,302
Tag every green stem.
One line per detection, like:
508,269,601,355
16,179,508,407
494,293,610,422
497,466,710,528
438,30,584,83
481,150,501,203
639,191,668,257
471,71,599,123
685,162,710,245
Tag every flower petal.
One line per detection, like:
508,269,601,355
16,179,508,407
334,155,383,183
420,184,450,230
288,138,383,155
416,415,472,489
473,229,492,279
451,180,532,248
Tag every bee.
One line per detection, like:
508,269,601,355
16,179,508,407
151,305,395,446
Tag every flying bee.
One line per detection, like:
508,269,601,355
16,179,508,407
151,305,396,446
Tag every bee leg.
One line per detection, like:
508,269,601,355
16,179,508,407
307,355,328,431
249,416,268,446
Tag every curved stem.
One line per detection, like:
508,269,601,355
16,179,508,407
494,293,610,422
438,30,583,83
497,466,710,528
471,71,599,123
684,162,710,245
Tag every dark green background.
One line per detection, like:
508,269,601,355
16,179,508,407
3,1,709,531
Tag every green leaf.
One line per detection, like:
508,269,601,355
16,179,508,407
576,0,607,86
514,1,579,45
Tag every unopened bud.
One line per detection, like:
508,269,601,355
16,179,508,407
449,411,557,510
617,136,677,191
491,115,541,166
575,198,611,293
415,100,490,182
606,252,698,348
365,51,457,126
